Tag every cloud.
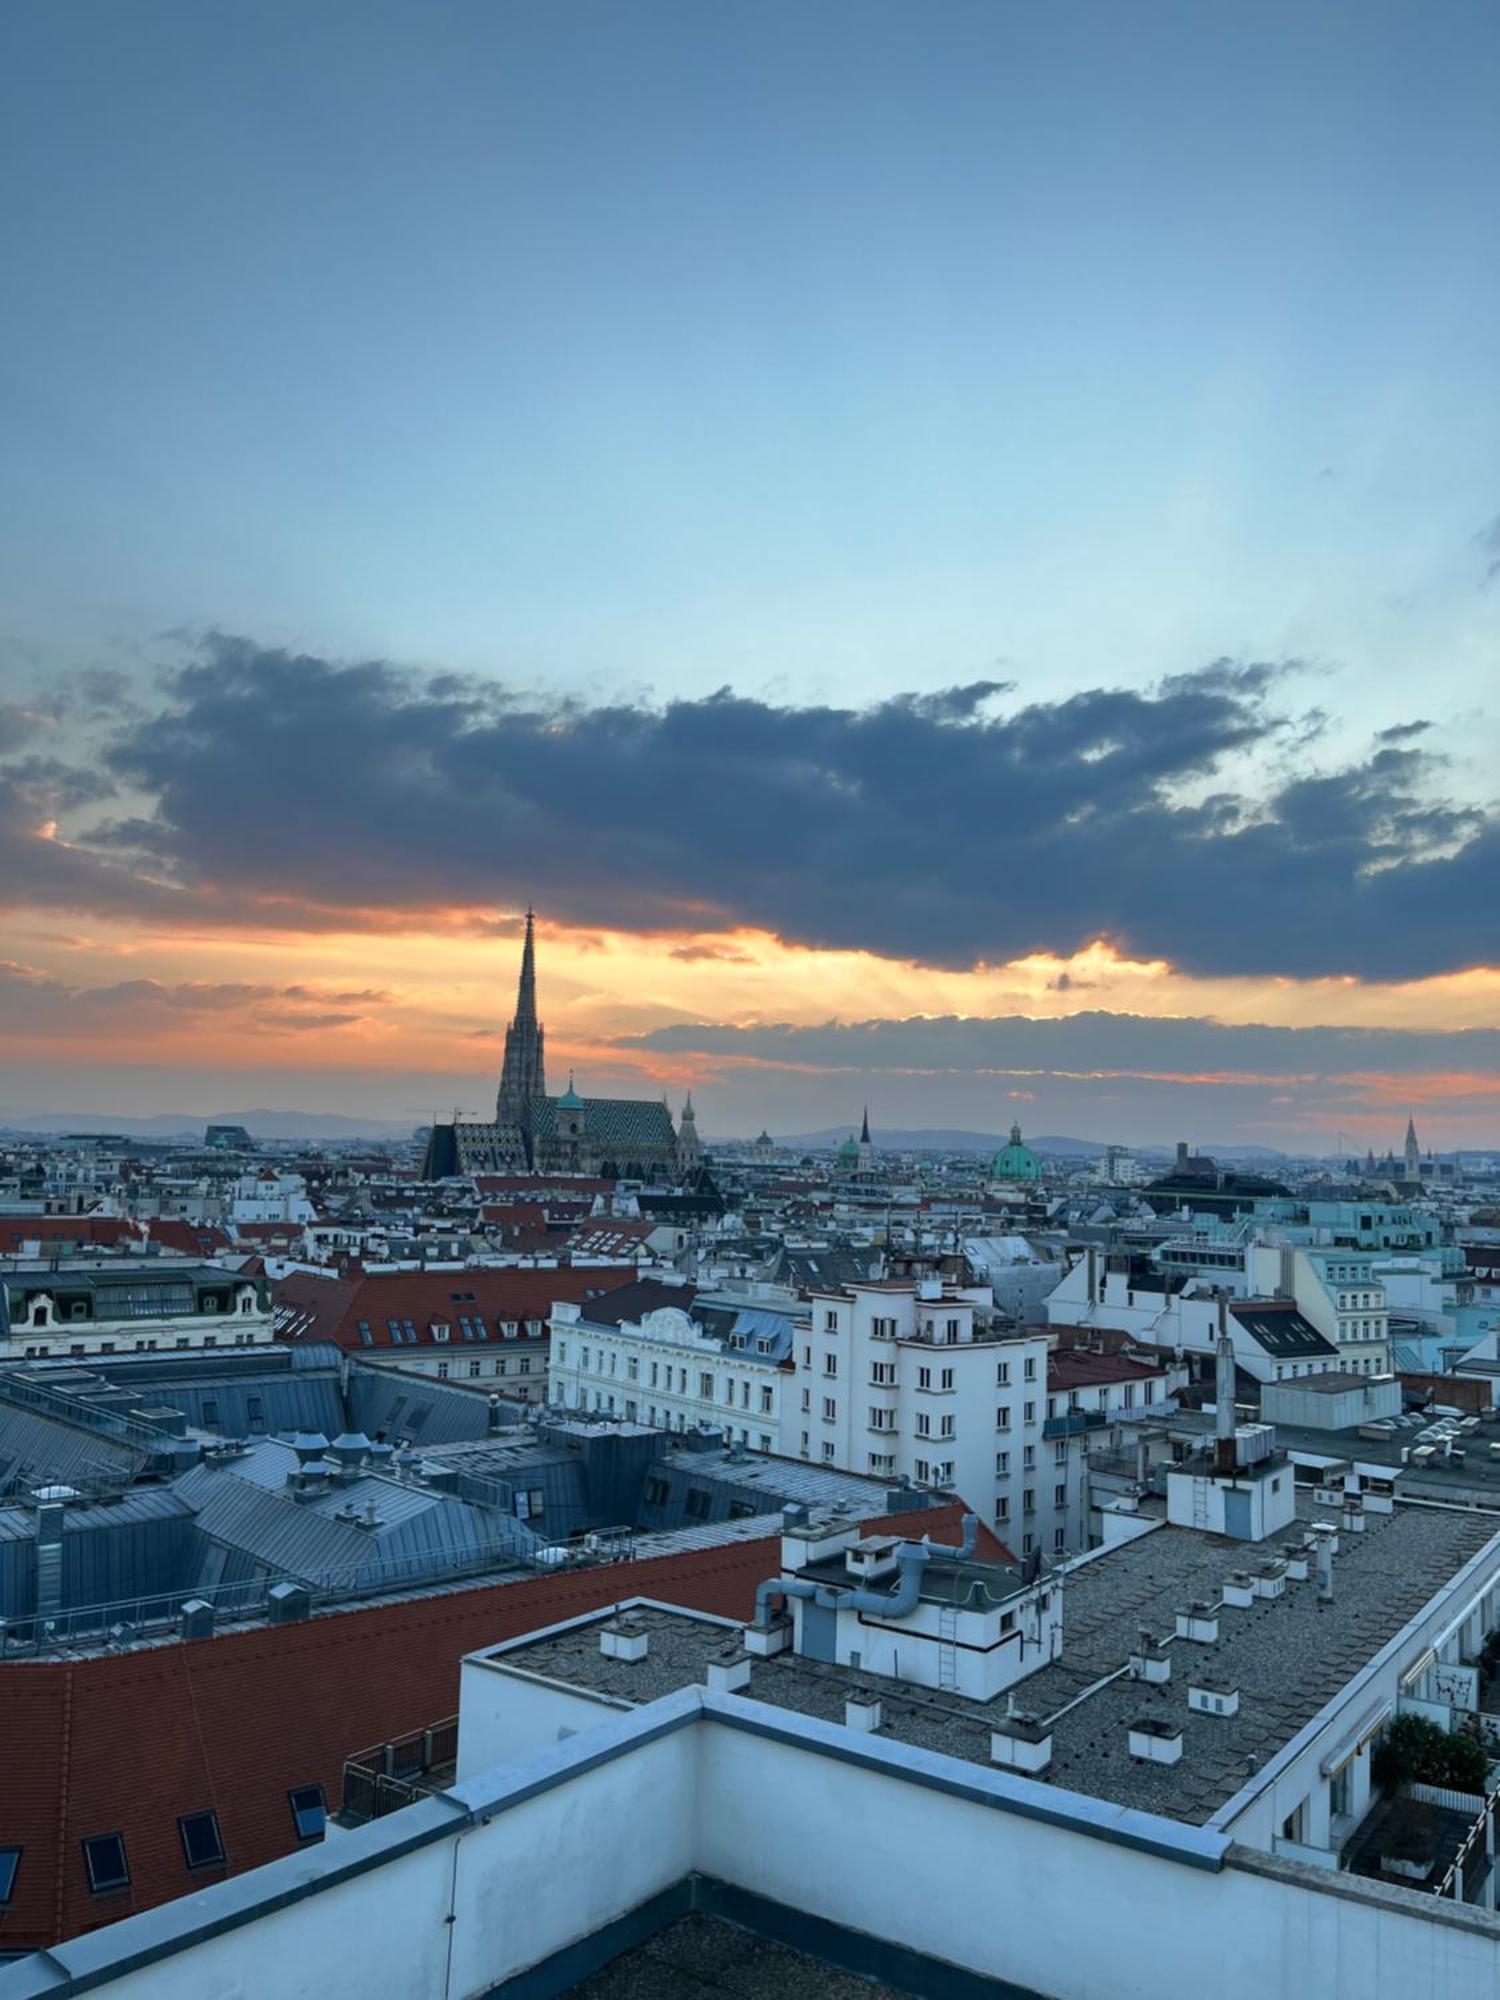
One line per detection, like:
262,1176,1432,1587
618,1010,1500,1086
0,962,376,1041
0,631,1495,982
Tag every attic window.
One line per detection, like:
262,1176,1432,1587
82,1833,130,1893
288,1786,326,1843
178,1812,225,1870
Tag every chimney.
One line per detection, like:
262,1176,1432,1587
1176,1142,1189,1171
1214,1292,1236,1470
1317,1536,1334,1604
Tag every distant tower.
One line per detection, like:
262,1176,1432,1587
858,1106,874,1175
1404,1115,1420,1183
496,907,547,1125
677,1092,703,1173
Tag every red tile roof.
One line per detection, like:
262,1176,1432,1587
0,1499,973,1953
1047,1349,1170,1391
273,1265,640,1350
0,1215,141,1256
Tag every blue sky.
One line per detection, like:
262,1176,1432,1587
3,1,1498,731
2,3,1499,1144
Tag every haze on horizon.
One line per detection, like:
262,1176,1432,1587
2,1,1499,1154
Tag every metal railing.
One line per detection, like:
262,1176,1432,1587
0,1370,175,1454
341,1716,459,1823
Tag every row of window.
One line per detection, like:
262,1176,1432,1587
0,1790,327,1905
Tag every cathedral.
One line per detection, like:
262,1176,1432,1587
422,911,699,1181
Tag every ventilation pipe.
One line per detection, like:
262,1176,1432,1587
1317,1536,1334,1604
751,1513,979,1629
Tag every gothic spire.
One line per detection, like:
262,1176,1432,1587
496,905,546,1127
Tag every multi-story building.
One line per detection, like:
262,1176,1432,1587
274,1266,639,1400
788,1278,1050,1550
0,1258,272,1360
549,1278,790,1452
1040,1346,1177,1554
1247,1244,1392,1375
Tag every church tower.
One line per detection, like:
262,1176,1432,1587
857,1105,873,1175
496,907,547,1126
1404,1115,1421,1184
676,1092,703,1173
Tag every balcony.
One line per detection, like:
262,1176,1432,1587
1043,1410,1107,1440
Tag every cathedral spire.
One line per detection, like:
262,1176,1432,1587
496,906,547,1127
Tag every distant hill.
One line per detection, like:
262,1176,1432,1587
768,1127,1110,1157
0,1108,416,1143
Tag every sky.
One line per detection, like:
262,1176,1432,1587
1,1,1499,1150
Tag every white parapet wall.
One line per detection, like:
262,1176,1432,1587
4,1691,1500,2000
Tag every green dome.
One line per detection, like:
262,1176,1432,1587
557,1071,583,1110
836,1132,860,1165
991,1122,1041,1182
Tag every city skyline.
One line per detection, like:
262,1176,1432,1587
3,3,1499,1147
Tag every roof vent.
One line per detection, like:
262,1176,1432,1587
1221,1571,1255,1609
180,1598,215,1642
267,1581,310,1624
846,1696,882,1733
1128,1632,1171,1683
1188,1679,1240,1717
600,1617,650,1663
705,1646,752,1694
1128,1718,1183,1765
1174,1602,1219,1644
991,1713,1052,1774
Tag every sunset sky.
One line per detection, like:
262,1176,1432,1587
2,3,1499,1149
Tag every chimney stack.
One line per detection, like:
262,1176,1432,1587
1214,1292,1236,1470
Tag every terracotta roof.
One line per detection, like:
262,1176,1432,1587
273,1265,640,1349
0,1498,973,1953
0,1215,141,1256
1047,1349,1169,1391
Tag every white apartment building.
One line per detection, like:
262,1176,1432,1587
549,1285,788,1453
1046,1258,1343,1384
1247,1244,1392,1375
789,1279,1051,1552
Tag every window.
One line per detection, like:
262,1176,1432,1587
996,1359,1011,1386
0,1848,19,1904
247,1395,264,1426
288,1786,326,1843
684,1488,712,1519
1054,1527,1066,1551
700,1372,715,1398
822,1396,837,1422
1023,1488,1035,1514
940,1367,955,1391
1023,1445,1035,1469
939,1415,955,1438
202,1399,220,1427
470,1359,483,1377
916,1412,931,1437
1054,1441,1068,1464
996,1450,1009,1475
800,1387,811,1413
178,1812,225,1870
824,1309,838,1330
1054,1483,1067,1506
823,1353,838,1376
760,1385,773,1413
917,1366,932,1390
996,1404,1011,1430
1023,1356,1037,1381
83,1834,130,1893
436,1361,450,1379
1023,1401,1036,1424
822,1442,836,1462
996,1495,1009,1520
643,1476,669,1506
